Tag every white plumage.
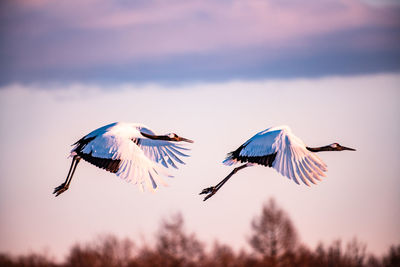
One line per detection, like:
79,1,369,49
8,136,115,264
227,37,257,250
223,125,327,185
54,122,193,196
201,125,355,201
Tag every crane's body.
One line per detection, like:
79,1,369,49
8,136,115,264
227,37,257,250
200,125,355,201
54,122,193,196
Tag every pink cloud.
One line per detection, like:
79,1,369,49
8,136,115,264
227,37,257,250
4,0,400,72
66,1,399,55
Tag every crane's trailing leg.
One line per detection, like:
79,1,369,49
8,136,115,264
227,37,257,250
200,163,250,201
53,156,81,197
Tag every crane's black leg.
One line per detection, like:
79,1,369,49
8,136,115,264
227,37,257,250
53,156,80,197
200,163,250,201
65,157,80,189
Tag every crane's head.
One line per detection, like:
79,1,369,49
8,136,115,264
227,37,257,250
329,143,356,151
166,133,194,143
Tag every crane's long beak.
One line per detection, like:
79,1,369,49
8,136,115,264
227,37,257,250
177,136,194,143
340,145,356,151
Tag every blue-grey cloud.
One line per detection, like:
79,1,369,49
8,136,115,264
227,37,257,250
1,0,399,86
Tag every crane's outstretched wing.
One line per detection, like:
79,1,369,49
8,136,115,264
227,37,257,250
223,126,327,185
71,124,189,191
137,127,190,169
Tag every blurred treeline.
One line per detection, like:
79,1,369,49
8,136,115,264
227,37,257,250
1,199,399,267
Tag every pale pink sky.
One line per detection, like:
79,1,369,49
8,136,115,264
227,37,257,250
0,73,399,260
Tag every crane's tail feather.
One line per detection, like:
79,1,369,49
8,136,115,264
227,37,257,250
222,153,237,166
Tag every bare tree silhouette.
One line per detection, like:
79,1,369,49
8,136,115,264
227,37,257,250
382,245,400,267
136,213,205,267
248,198,298,266
0,252,56,267
66,234,134,267
206,241,238,267
0,199,399,267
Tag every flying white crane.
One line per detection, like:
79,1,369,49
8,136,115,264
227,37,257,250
54,122,193,196
200,125,355,201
